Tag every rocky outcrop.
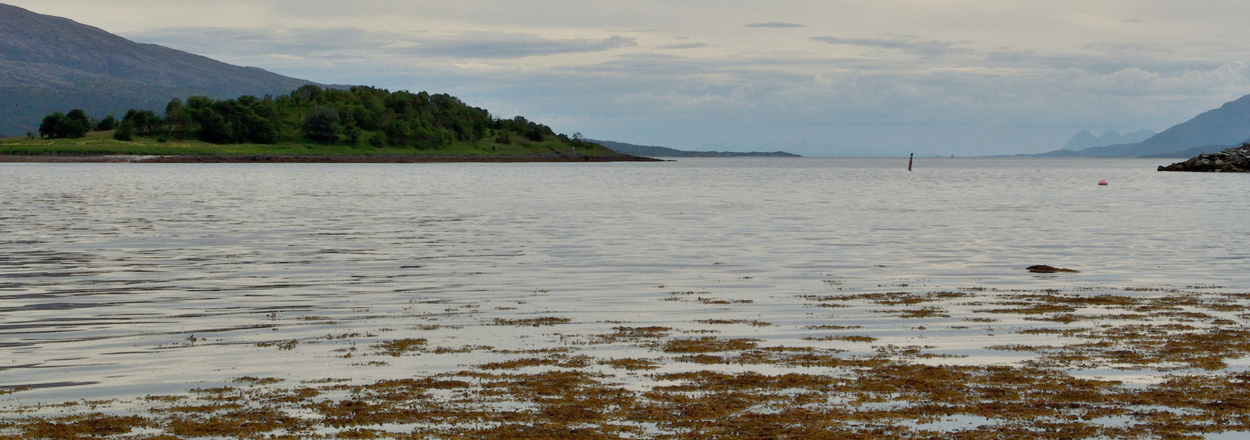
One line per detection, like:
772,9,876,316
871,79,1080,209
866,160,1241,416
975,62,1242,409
1158,144,1250,172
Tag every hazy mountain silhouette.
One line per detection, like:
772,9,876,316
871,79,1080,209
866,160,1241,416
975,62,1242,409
0,3,316,136
1062,129,1155,151
1038,94,1250,157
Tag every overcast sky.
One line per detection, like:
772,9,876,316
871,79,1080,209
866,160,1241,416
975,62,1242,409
12,0,1250,155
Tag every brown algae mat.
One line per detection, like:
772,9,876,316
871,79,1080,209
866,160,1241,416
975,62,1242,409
4,286,1250,439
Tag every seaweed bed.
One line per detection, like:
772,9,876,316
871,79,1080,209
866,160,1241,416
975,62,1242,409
5,286,1250,439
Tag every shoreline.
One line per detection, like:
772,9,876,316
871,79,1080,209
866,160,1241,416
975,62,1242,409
0,154,664,163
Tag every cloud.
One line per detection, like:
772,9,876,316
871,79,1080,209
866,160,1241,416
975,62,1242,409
471,52,1250,155
91,3,1250,156
127,27,636,60
613,91,746,111
743,22,806,28
656,43,710,50
810,36,970,57
408,33,636,58
1060,62,1250,96
983,50,1034,63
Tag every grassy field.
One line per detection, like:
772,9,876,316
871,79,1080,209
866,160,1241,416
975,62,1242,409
0,131,632,159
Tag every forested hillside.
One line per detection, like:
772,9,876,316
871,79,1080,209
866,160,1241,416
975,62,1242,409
91,85,574,148
11,85,634,161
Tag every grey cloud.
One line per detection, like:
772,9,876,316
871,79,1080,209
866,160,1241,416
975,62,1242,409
470,49,1250,152
569,51,896,76
118,25,1250,156
657,43,710,50
983,46,1181,73
998,51,1228,76
811,36,969,56
984,50,1034,63
129,27,376,56
126,27,636,60
1081,42,1171,53
405,33,635,58
743,22,806,28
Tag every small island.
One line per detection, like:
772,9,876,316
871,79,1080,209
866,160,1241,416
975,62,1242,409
0,85,657,163
1158,144,1250,172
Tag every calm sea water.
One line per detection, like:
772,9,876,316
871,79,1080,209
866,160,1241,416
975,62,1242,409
1,158,1248,404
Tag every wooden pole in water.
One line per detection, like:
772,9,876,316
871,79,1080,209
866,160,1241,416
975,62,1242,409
908,153,913,172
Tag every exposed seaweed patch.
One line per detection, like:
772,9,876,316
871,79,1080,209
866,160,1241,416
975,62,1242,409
9,362,1250,439
370,338,428,357
661,337,761,353
804,325,863,330
232,377,283,386
802,291,974,305
1009,325,1250,370
8,286,1250,439
876,306,951,319
694,319,772,327
598,358,661,371
805,335,877,343
10,414,149,439
697,297,753,305
492,317,572,327
591,326,673,345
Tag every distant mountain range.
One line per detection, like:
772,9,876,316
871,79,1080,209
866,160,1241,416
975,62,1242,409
589,139,800,157
1062,129,1156,151
1037,94,1250,158
0,3,316,136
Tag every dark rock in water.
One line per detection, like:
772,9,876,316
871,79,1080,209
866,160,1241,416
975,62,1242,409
1158,144,1250,172
1027,265,1079,274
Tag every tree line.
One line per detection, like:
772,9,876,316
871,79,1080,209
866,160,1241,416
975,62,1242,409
37,85,583,149
38,110,117,139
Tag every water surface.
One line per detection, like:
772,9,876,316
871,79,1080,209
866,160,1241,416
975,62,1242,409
1,157,1247,404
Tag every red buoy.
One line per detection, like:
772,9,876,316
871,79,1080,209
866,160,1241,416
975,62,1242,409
1098,180,1108,186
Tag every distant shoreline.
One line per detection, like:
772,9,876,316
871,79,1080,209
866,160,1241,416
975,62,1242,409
587,139,801,158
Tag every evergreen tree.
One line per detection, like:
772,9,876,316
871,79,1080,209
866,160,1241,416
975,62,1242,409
39,110,89,139
113,121,134,141
302,106,341,142
63,110,91,138
95,115,118,131
38,112,64,139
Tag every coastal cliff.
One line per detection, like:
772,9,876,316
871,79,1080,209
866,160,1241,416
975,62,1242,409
1158,144,1250,172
